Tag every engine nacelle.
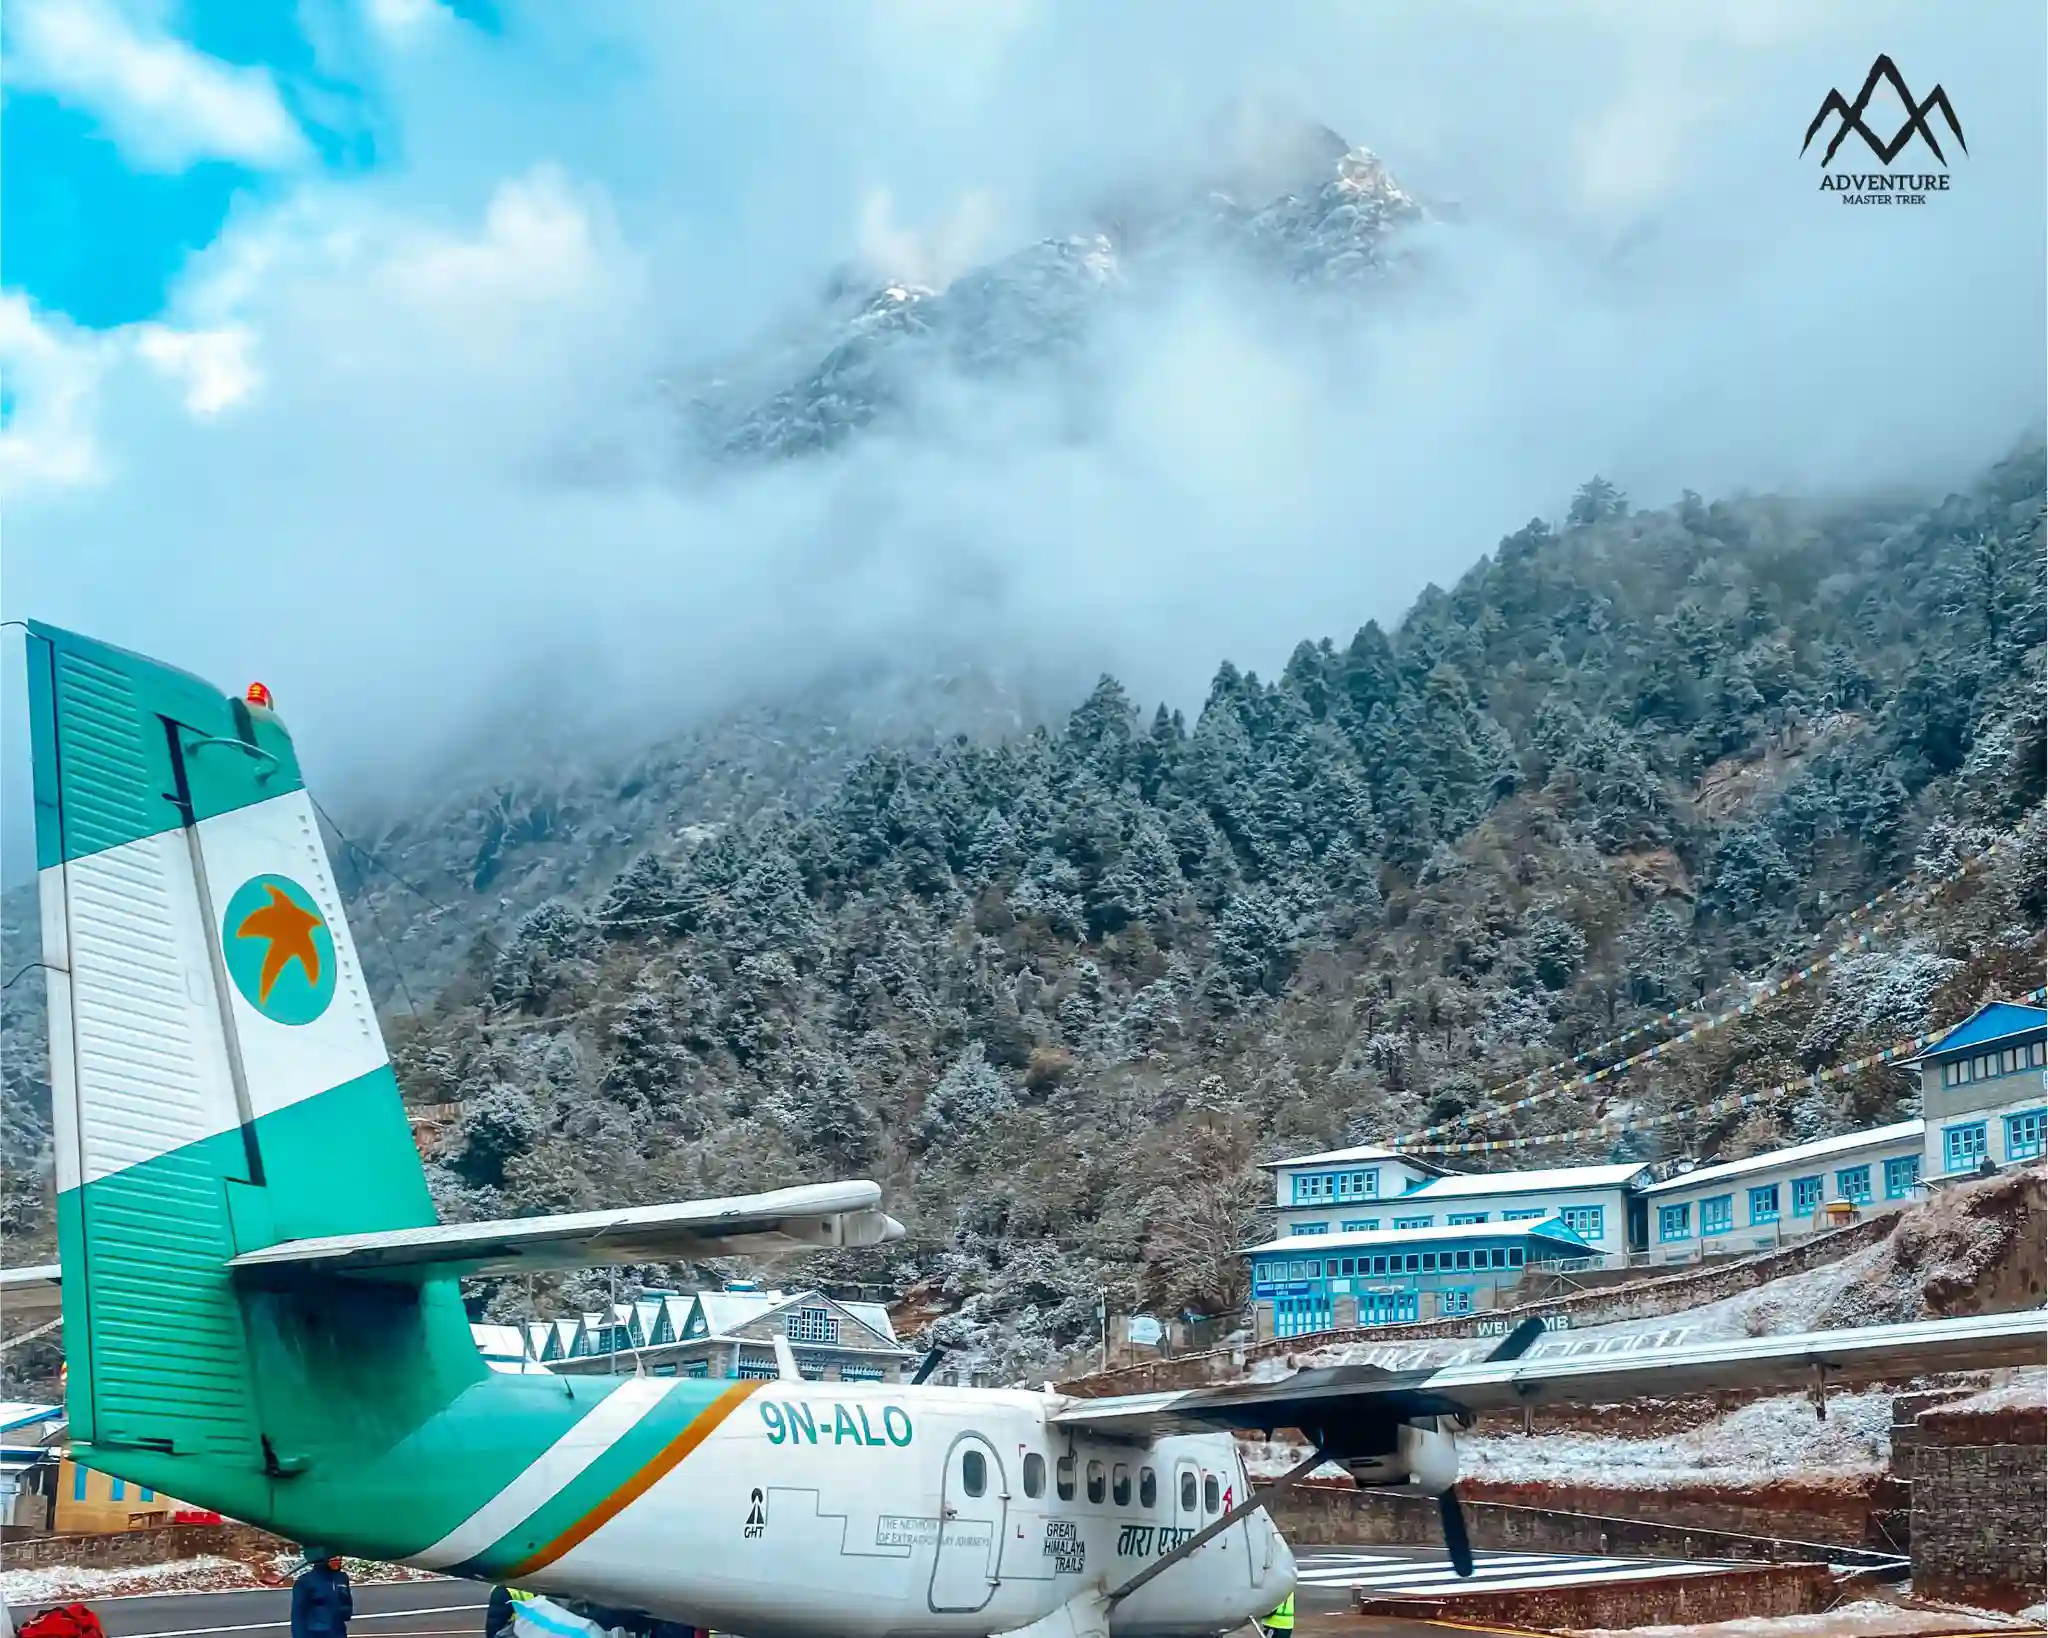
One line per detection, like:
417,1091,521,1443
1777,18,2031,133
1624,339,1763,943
1337,1417,1460,1496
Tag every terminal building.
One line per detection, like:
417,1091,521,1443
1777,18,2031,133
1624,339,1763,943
1246,998,2046,1339
471,1285,917,1382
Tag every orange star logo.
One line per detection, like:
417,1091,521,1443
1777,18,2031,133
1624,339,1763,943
234,884,324,1003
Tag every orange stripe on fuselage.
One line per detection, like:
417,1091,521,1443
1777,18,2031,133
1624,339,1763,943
500,1378,765,1578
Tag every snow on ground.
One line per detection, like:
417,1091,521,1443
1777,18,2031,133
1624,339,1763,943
1567,1598,2027,1637
0,1557,258,1604
1922,1368,2047,1416
1240,1388,1894,1488
1458,1388,1893,1488
0,1554,440,1606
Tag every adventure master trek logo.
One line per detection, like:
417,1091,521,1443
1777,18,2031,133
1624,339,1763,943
1802,54,1966,205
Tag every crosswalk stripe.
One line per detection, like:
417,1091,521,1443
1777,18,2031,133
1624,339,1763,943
1292,1550,1740,1597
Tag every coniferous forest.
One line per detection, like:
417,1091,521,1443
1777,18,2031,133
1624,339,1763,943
4,447,2043,1381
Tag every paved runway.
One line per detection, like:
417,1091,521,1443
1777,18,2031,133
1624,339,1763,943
75,1580,489,1638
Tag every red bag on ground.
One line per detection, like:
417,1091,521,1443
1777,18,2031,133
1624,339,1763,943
20,1605,106,1638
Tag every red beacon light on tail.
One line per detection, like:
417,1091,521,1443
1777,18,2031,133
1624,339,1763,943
245,681,274,710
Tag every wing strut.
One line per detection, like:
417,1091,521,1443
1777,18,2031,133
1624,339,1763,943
1105,1445,1329,1610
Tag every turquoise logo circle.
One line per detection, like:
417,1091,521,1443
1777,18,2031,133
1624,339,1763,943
222,874,336,1026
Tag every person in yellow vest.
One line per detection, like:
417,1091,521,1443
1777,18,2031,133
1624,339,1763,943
483,1587,534,1638
1258,1591,1294,1634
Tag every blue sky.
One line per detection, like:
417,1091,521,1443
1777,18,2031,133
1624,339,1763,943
1,1,2043,877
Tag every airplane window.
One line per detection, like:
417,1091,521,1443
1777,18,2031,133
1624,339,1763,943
1139,1467,1157,1508
1112,1464,1132,1506
1024,1453,1046,1498
1203,1474,1220,1513
1087,1460,1106,1504
1056,1455,1076,1501
1180,1471,1198,1512
963,1450,986,1498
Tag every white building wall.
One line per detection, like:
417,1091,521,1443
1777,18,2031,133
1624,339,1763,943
1924,1078,2048,1179
1377,1184,1635,1257
1643,1128,1924,1258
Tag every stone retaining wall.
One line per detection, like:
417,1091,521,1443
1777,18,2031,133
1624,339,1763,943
1265,1479,1899,1563
1351,1562,1836,1627
1908,1392,2047,1612
0,1522,288,1574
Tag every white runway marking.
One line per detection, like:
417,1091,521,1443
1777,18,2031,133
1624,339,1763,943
1294,1547,1741,1598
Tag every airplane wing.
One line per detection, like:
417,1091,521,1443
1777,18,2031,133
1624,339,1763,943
0,1264,64,1313
1050,1309,2048,1438
227,1181,905,1282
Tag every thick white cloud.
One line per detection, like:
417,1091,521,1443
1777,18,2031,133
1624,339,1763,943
6,0,309,170
1,0,2042,866
0,296,113,491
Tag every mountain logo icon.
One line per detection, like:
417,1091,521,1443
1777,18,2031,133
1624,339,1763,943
1803,56,1966,167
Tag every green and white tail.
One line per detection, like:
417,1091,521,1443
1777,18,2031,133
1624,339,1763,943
28,621,482,1526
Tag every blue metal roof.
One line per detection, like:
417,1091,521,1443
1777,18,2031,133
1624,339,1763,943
1915,1002,2047,1063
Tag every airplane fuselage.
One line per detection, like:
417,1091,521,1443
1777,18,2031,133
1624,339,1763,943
405,1380,1293,1638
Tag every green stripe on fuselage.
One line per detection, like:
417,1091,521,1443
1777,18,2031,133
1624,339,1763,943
56,1067,633,1561
457,1380,739,1579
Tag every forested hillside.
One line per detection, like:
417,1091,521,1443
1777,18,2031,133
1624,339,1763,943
4,447,2042,1384
388,446,2045,1376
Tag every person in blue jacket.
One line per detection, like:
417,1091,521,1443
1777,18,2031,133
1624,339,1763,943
290,1551,353,1638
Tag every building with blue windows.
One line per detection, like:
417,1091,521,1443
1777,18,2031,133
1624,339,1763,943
1245,1218,1595,1337
1636,1118,1924,1257
1908,1001,2046,1185
1260,1145,1448,1238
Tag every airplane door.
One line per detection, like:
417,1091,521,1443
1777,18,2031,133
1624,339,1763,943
930,1432,1006,1614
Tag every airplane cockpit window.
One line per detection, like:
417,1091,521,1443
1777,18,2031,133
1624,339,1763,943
1024,1452,1046,1498
1180,1471,1198,1511
1086,1459,1106,1504
1112,1463,1132,1506
1056,1455,1076,1500
963,1450,986,1497
1139,1467,1157,1508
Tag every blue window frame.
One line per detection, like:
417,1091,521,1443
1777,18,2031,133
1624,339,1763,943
139,1488,154,1502
1749,1184,1780,1223
1288,1259,1306,1279
1701,1195,1733,1235
1502,1207,1547,1221
1439,1288,1474,1315
1835,1166,1872,1204
686,1360,710,1378
1884,1156,1920,1198
1341,1218,1380,1232
110,1478,126,1501
1447,1212,1488,1225
2006,1109,2046,1161
1944,1122,1988,1173
1292,1173,1332,1204
72,1465,88,1501
1292,1222,1329,1236
1559,1205,1604,1240
1792,1176,1823,1217
1392,1215,1434,1230
1658,1203,1691,1242
1336,1169,1379,1201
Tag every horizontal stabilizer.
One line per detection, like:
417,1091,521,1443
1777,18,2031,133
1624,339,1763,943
1051,1309,2048,1437
228,1181,904,1282
0,1264,64,1313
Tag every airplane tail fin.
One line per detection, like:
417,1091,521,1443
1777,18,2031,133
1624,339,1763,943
27,622,478,1510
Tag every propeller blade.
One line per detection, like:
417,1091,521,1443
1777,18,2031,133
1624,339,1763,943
1484,1315,1548,1362
1438,1486,1475,1579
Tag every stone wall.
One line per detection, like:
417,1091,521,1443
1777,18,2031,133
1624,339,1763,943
1907,1390,2047,1612
0,1522,288,1574
1351,1562,1836,1627
1265,1479,1902,1564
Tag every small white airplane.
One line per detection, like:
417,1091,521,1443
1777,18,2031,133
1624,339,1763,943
9,621,2043,1638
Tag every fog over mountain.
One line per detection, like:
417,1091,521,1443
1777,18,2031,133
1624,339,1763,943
3,3,2042,877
